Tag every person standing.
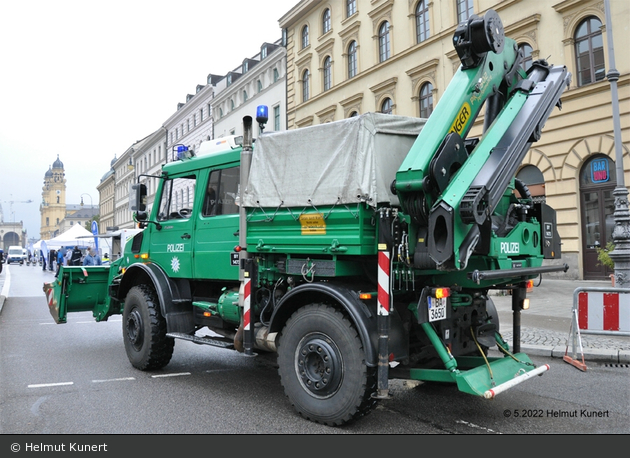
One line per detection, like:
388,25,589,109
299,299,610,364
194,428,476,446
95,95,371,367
82,249,102,266
70,246,82,266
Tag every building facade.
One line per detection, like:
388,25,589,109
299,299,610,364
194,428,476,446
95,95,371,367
213,40,287,137
279,0,630,280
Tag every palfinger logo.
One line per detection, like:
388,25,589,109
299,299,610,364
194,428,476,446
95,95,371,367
11,443,20,452
449,102,471,135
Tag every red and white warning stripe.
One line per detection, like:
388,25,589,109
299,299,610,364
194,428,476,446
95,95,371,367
377,250,390,316
578,291,630,332
243,277,251,331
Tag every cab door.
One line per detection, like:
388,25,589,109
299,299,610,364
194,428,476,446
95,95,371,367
149,175,197,278
193,165,241,280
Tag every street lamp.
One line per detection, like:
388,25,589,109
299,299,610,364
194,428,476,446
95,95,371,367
80,193,93,208
603,0,630,288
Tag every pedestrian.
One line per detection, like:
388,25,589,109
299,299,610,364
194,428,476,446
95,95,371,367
64,248,72,266
54,249,66,277
49,249,56,271
40,249,46,271
70,246,82,266
82,248,102,266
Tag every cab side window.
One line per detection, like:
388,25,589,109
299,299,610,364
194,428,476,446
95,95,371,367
203,166,240,217
157,175,196,220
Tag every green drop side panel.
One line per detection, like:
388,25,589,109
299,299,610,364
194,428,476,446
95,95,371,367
246,205,377,256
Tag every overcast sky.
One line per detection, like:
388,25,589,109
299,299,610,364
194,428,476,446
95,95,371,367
0,0,298,239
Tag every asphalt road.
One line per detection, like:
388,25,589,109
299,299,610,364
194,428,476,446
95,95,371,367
0,264,628,437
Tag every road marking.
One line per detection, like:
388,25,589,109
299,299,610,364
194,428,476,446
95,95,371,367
92,377,136,383
151,372,191,378
456,419,501,434
28,382,74,388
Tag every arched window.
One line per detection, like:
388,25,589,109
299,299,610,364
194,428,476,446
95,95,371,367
301,25,309,49
381,98,393,114
302,69,310,102
419,82,433,118
348,41,357,78
322,8,331,34
379,21,391,62
415,1,429,44
323,56,332,91
349,111,358,117
518,43,533,72
574,16,605,86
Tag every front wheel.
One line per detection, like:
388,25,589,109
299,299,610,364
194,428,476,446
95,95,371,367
123,285,174,370
277,303,377,426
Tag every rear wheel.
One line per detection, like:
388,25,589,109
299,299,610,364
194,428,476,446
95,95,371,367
123,284,174,370
277,303,377,426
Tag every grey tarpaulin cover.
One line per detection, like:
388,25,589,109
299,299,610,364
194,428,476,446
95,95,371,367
242,112,426,209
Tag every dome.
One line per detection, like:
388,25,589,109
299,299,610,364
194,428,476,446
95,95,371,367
52,154,64,169
45,166,53,177
110,155,117,167
100,168,114,182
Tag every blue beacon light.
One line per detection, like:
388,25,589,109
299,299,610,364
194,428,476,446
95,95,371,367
256,105,268,132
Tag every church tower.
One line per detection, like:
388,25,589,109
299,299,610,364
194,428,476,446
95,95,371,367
40,155,67,239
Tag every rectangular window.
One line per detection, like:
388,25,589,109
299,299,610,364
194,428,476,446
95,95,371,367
274,105,280,131
347,0,356,18
456,0,473,23
203,167,241,216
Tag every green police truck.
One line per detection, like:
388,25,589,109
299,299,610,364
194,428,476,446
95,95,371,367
44,10,570,425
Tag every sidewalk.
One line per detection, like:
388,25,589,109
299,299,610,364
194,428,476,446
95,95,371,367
0,264,8,314
0,264,628,364
489,278,630,365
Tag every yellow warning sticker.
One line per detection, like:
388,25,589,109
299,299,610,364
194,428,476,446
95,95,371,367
449,102,471,135
300,213,326,235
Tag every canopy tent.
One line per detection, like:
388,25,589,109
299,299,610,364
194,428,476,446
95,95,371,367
45,224,95,249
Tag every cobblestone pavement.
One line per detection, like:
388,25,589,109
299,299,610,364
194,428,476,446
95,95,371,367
500,327,630,351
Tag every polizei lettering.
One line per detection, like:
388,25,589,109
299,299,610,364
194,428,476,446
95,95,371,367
500,242,520,254
449,102,471,135
167,243,185,252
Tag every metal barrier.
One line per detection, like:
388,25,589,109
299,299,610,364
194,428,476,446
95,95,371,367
574,287,630,336
565,287,630,371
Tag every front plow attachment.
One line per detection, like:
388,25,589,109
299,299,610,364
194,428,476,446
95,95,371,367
43,266,111,324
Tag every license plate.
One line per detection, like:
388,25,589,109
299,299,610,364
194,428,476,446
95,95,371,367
428,296,447,322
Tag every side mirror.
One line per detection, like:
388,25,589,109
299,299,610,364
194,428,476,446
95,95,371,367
130,183,147,220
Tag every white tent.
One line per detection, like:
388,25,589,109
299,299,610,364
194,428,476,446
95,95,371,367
45,224,95,249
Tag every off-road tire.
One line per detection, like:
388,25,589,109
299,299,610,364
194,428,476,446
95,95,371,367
277,303,377,426
123,284,174,370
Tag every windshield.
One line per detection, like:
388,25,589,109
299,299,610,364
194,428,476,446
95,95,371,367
9,249,22,255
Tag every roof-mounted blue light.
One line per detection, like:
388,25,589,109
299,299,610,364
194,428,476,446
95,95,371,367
256,105,268,124
176,145,194,160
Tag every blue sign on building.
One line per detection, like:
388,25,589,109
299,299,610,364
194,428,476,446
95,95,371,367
591,158,609,183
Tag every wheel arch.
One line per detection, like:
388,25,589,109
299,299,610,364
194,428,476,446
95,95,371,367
118,263,194,333
268,283,378,367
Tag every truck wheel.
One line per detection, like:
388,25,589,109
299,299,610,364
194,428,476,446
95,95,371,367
277,303,377,426
123,285,174,370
